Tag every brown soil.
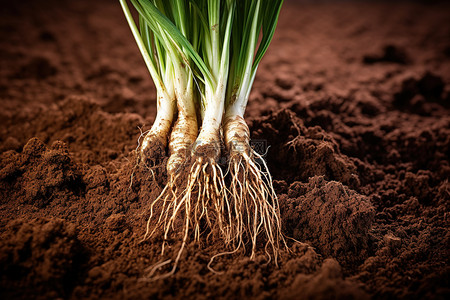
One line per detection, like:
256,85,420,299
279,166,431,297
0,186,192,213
1,0,449,299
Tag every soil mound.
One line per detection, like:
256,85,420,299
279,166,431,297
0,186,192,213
0,0,449,299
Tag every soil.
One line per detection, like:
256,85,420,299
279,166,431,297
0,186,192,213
1,0,449,299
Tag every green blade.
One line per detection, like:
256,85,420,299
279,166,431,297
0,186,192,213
130,0,215,88
253,0,283,73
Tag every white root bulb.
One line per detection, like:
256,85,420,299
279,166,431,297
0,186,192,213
140,93,175,166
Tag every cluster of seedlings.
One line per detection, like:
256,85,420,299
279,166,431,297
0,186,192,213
120,0,287,278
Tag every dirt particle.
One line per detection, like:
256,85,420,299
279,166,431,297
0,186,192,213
39,30,56,42
285,258,369,299
394,72,447,111
105,214,127,232
1,136,21,152
83,165,108,189
12,56,57,79
418,72,445,99
22,137,46,158
363,44,410,65
383,233,402,250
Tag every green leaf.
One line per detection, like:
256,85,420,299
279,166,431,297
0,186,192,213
130,0,215,88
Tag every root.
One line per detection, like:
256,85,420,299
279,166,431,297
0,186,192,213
184,156,231,245
218,115,288,268
141,114,288,278
129,127,155,191
141,152,232,280
227,149,288,265
139,171,187,280
141,113,197,245
140,113,201,280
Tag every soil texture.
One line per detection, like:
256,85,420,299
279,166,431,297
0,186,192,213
0,0,449,299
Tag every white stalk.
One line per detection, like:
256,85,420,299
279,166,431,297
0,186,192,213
121,0,176,158
194,2,233,155
196,84,226,145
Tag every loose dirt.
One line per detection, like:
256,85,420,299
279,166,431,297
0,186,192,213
1,0,449,299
